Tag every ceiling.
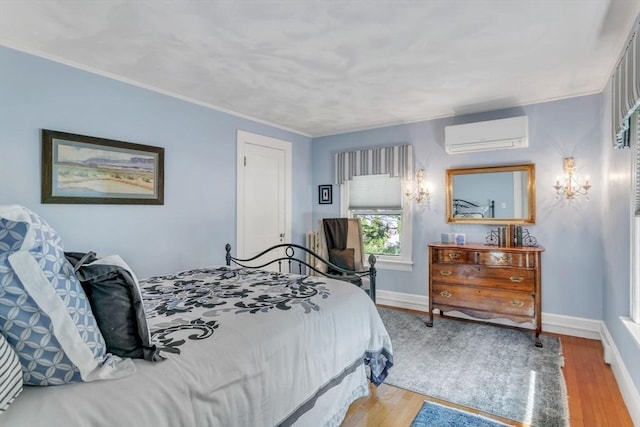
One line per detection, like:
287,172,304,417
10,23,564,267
1,1,639,137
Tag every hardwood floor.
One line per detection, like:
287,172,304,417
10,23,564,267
342,310,633,427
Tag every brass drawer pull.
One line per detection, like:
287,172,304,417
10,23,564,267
511,299,524,307
448,253,461,260
510,275,524,283
441,290,452,298
439,270,452,276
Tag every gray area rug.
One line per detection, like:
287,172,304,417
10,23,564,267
378,307,569,427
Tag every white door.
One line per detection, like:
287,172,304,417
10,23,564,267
236,130,292,266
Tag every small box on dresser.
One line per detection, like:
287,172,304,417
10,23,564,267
440,233,455,243
427,242,545,347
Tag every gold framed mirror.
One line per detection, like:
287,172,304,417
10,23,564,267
446,163,535,224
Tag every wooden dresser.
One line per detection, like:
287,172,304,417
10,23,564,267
428,242,545,346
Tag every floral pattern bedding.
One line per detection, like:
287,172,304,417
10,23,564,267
4,266,393,427
142,267,333,354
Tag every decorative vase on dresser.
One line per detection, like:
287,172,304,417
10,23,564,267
427,242,545,347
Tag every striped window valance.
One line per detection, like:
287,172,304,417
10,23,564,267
334,144,413,185
612,21,640,149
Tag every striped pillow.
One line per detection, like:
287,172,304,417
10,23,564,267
0,333,22,412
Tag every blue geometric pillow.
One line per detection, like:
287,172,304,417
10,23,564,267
0,205,135,385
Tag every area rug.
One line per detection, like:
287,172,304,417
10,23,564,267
378,307,569,426
411,401,511,427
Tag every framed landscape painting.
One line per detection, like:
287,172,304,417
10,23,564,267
41,130,164,204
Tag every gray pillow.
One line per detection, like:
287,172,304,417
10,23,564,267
65,252,162,361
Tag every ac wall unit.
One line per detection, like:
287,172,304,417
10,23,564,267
444,116,528,154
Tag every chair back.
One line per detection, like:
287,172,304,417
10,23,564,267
316,218,366,273
311,218,374,300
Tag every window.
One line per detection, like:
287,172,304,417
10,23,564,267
632,217,640,323
624,109,640,347
355,213,402,256
341,174,413,270
631,110,640,324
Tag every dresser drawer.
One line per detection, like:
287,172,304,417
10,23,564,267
432,284,534,318
476,251,537,268
431,263,534,292
433,248,472,264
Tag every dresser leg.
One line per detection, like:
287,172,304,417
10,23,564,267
535,333,543,348
426,312,433,327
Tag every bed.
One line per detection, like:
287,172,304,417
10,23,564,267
0,206,393,427
452,198,495,218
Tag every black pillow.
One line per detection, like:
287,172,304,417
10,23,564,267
329,247,355,273
65,252,161,361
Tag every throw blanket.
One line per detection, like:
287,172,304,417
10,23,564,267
323,218,349,251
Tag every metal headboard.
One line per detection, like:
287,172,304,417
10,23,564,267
224,243,376,303
453,198,495,218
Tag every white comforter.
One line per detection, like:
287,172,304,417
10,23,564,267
2,267,393,427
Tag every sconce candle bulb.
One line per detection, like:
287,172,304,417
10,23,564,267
553,157,591,200
406,169,430,203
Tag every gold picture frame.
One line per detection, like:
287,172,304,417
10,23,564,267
446,163,535,224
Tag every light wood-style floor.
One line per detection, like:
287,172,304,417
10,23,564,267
342,309,633,427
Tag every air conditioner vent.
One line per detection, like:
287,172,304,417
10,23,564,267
445,116,528,154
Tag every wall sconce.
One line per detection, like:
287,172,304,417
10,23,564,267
406,169,430,203
553,157,591,200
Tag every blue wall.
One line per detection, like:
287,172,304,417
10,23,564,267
0,46,313,278
600,81,640,407
312,95,604,320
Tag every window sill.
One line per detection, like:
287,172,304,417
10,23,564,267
620,316,640,349
371,258,413,272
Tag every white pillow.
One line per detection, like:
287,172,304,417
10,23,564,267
0,205,135,385
454,212,484,218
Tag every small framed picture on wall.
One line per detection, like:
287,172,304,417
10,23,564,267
318,185,332,204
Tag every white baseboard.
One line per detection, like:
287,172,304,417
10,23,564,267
600,323,640,426
542,313,603,340
377,290,603,339
376,290,429,312
376,290,639,424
